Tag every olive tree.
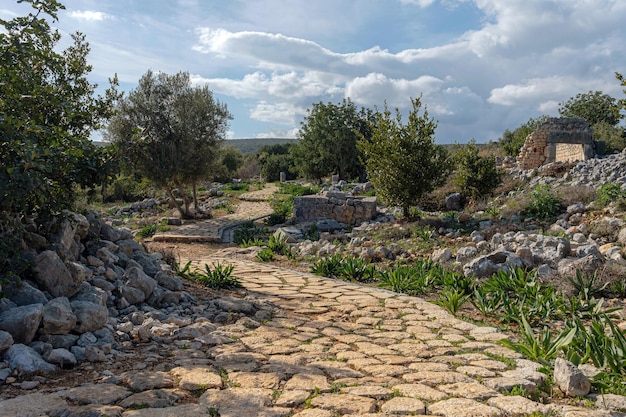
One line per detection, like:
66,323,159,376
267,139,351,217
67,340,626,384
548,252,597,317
1,0,119,217
357,97,451,217
106,70,232,217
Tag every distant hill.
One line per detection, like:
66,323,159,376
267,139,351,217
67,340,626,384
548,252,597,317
93,138,299,155
225,138,298,154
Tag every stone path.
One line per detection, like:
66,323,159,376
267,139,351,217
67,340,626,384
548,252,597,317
152,185,277,244
1,256,616,417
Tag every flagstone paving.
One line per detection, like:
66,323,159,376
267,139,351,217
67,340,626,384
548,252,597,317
152,185,277,243
2,187,619,416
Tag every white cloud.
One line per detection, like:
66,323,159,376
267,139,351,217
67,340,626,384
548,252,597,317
346,73,445,108
400,0,436,7
250,101,307,125
256,128,300,139
69,10,110,21
191,71,344,102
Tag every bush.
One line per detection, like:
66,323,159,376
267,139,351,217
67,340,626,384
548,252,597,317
524,184,562,221
596,183,626,207
452,140,501,200
104,174,153,202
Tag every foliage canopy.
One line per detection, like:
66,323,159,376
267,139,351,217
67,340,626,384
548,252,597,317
292,99,375,181
452,140,501,200
106,70,232,217
1,0,118,216
559,90,621,127
357,97,451,217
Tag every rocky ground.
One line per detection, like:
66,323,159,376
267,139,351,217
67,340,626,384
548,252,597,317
3,151,626,416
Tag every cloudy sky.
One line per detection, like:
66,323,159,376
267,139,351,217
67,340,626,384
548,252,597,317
2,0,625,143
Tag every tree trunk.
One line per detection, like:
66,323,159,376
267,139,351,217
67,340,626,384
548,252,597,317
166,187,184,217
174,182,192,218
192,180,199,212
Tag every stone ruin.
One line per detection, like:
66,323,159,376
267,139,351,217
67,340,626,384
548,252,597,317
517,117,598,170
294,191,377,225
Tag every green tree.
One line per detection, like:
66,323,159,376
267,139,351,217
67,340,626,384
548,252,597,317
0,0,119,216
452,140,501,200
617,72,626,114
212,145,244,181
592,121,625,153
106,70,232,217
357,97,451,217
499,116,548,157
559,90,621,126
257,142,296,182
292,99,375,181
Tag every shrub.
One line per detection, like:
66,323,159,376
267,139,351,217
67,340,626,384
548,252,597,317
452,140,502,200
233,221,263,244
524,184,562,221
256,248,275,262
596,183,626,207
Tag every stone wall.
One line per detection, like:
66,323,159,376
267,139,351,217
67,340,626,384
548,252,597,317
517,117,595,170
294,191,377,225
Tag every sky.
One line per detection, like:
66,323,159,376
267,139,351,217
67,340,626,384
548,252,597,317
2,0,625,143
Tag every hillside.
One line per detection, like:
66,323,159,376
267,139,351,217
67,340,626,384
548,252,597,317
225,138,298,154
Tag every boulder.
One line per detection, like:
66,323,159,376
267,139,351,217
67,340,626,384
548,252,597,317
463,251,524,278
42,297,77,335
456,246,478,262
445,193,464,211
554,358,590,397
0,303,44,344
5,344,57,376
4,280,48,306
32,250,82,298
46,348,77,368
100,222,122,242
70,300,108,333
557,254,605,277
126,266,157,298
431,248,452,263
119,284,147,305
0,330,14,352
155,271,184,291
132,251,161,277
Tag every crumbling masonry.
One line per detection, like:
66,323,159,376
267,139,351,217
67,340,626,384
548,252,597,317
517,117,597,170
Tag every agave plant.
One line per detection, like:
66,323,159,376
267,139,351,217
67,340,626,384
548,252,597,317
499,314,577,366
339,257,376,282
310,254,344,278
436,288,470,315
377,265,426,295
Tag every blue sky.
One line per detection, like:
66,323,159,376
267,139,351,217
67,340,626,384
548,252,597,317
2,0,625,143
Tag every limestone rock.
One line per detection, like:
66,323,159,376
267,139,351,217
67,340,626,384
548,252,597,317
4,280,48,306
33,250,82,297
170,366,223,390
126,266,157,298
0,330,14,352
0,303,43,344
431,248,452,263
428,397,501,417
46,348,77,368
5,343,57,376
42,297,77,335
70,300,108,333
0,392,67,417
554,358,590,397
